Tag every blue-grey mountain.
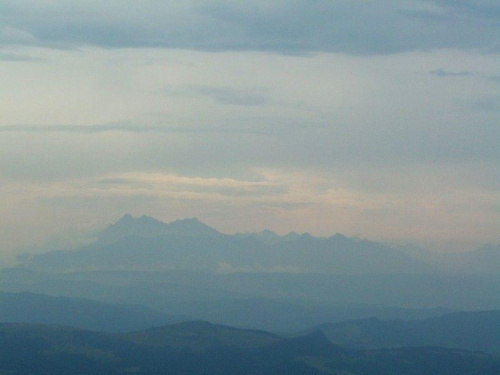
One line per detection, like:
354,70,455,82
19,215,430,274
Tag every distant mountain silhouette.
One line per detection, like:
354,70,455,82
317,310,500,353
97,214,221,244
2,268,462,332
400,243,500,274
19,214,430,274
0,291,181,332
459,244,500,274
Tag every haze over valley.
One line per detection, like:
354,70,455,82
2,214,499,331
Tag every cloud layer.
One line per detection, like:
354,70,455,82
1,0,499,54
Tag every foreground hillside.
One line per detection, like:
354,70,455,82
1,322,499,375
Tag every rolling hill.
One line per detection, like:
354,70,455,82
1,322,499,375
0,291,181,332
317,310,500,354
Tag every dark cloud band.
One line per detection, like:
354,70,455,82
1,0,499,55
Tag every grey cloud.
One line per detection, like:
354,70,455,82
1,115,498,185
0,26,36,44
0,124,176,134
1,1,499,55
428,69,500,84
190,86,268,106
97,178,135,185
0,123,271,135
166,85,269,106
174,183,288,198
429,0,500,19
484,74,500,83
0,52,39,62
463,95,500,112
97,174,288,198
429,68,474,77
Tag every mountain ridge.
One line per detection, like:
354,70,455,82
16,214,499,275
97,214,221,245
19,214,431,274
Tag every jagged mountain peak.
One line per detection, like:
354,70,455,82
116,213,133,222
113,214,163,227
282,231,300,241
168,217,204,227
166,217,220,235
330,233,348,240
251,229,281,244
97,215,220,244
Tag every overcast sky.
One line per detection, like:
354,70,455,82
0,0,499,263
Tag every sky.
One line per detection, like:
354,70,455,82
0,0,499,263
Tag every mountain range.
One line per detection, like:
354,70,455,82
17,214,432,274
18,214,499,274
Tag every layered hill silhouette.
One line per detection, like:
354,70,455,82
7,214,499,339
401,244,500,274
318,310,500,354
1,268,460,332
458,244,500,274
123,320,281,351
19,214,431,274
0,291,181,332
3,266,500,332
1,321,499,375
